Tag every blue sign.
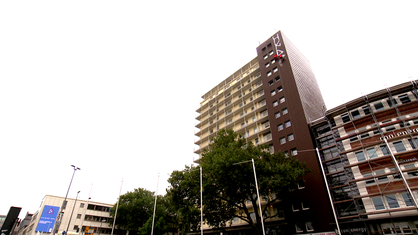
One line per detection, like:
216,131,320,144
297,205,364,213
35,205,60,232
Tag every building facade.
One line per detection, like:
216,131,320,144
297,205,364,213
19,195,121,235
194,31,335,234
311,81,418,235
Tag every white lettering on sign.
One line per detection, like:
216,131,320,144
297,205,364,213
380,127,418,140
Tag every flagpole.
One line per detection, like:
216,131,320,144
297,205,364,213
151,174,160,235
111,179,123,235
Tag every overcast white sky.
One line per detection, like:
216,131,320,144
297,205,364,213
1,1,417,218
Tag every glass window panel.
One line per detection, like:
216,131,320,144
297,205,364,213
355,151,366,162
372,197,385,210
374,102,385,111
385,194,400,208
367,148,378,159
380,145,390,155
393,141,406,153
402,193,414,207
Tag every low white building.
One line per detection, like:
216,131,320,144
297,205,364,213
18,195,121,235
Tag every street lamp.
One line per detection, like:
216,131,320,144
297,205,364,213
233,159,265,235
98,220,106,235
53,165,81,235
66,191,81,235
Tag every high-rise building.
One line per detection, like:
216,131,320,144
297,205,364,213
311,81,418,235
194,31,335,234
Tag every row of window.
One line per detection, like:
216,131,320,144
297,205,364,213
268,75,281,86
371,192,416,211
354,138,418,163
270,86,283,96
275,108,288,118
279,134,294,144
341,93,414,123
362,163,418,185
295,222,314,233
346,118,418,144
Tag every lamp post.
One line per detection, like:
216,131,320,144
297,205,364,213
66,191,81,235
53,165,81,235
98,220,106,235
233,159,265,235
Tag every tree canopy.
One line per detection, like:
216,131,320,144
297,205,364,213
167,129,309,234
109,188,177,235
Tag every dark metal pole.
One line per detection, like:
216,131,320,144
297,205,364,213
53,165,80,235
66,191,80,234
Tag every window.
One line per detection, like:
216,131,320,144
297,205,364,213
355,151,366,162
341,113,350,123
393,141,406,153
282,108,288,115
385,195,400,208
285,120,291,128
292,204,299,212
274,76,280,81
280,137,286,144
288,134,294,141
269,50,274,56
361,133,370,139
372,197,385,210
375,169,388,182
278,124,283,131
402,193,414,207
295,223,303,233
279,96,285,103
275,111,281,118
270,90,276,96
363,172,375,184
408,138,418,149
226,119,233,125
273,100,279,107
267,71,272,77
263,54,268,59
273,67,278,73
268,80,274,86
265,62,270,68
254,127,258,133
387,98,398,107
80,203,85,208
366,148,378,159
380,145,390,155
77,214,82,219
295,181,304,190
306,222,314,232
351,110,361,119
399,94,411,104
291,148,298,156
271,58,276,64
363,106,371,115
350,136,358,142
374,102,385,111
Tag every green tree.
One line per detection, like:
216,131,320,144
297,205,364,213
109,188,170,235
167,129,309,235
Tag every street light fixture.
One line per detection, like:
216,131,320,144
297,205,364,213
53,165,81,235
233,159,265,235
66,191,81,235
